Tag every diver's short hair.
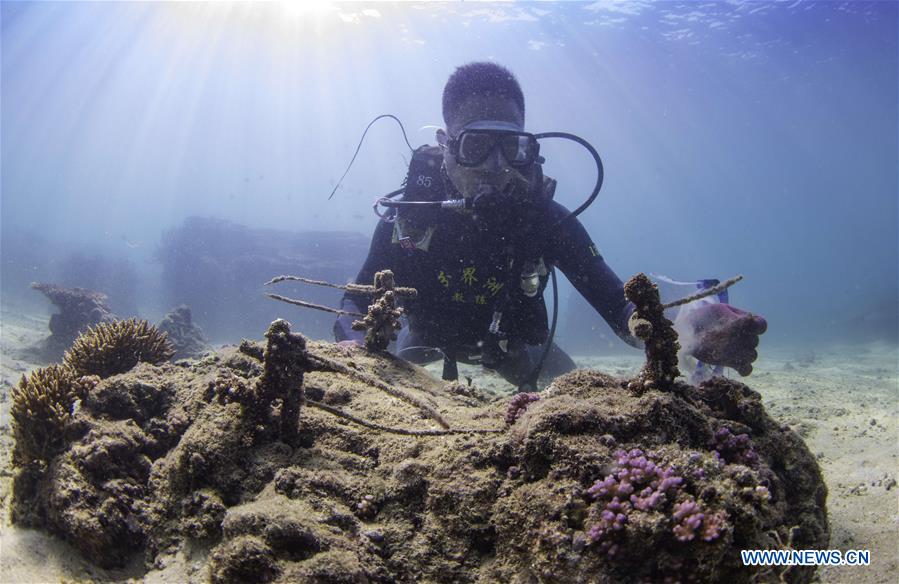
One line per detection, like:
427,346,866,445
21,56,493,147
442,62,525,126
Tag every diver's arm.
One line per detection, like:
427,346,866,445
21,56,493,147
545,202,640,348
333,219,397,343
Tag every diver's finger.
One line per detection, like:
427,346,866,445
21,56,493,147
735,314,767,338
731,348,757,371
736,362,753,376
748,314,767,335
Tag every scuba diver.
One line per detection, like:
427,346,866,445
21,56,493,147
334,61,766,390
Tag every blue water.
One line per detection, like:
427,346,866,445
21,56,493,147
2,1,896,351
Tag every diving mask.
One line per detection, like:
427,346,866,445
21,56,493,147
447,123,540,169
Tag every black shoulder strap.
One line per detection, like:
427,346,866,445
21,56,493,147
404,145,447,203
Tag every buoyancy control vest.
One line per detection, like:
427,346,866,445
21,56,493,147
394,145,559,373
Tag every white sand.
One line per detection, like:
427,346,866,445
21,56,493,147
1,308,896,583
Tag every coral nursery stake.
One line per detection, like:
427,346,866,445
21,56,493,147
661,275,743,310
256,319,309,441
350,270,417,352
624,273,681,392
623,273,744,392
264,270,417,353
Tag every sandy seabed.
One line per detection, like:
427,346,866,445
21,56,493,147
0,308,895,583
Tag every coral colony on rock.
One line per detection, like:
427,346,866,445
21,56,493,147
9,274,828,583
30,282,118,361
64,318,175,378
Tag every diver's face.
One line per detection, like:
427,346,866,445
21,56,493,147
438,95,525,199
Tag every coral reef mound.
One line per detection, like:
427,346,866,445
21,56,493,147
11,321,827,583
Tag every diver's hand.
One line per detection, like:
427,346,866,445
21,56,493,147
683,304,767,376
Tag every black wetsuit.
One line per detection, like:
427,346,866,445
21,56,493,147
334,173,636,387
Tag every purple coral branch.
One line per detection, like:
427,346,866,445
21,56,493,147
505,392,541,425
709,426,759,467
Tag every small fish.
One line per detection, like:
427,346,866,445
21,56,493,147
120,235,139,249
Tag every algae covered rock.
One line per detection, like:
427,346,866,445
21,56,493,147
486,369,827,583
9,317,828,583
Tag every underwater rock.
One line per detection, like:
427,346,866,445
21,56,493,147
31,282,117,361
209,535,280,584
10,323,828,582
490,370,827,583
156,305,211,360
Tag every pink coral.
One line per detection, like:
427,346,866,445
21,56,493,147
700,510,727,542
672,499,705,542
672,499,727,542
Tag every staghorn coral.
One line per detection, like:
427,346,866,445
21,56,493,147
351,270,417,353
64,318,175,378
10,365,99,463
699,508,728,542
671,498,704,541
